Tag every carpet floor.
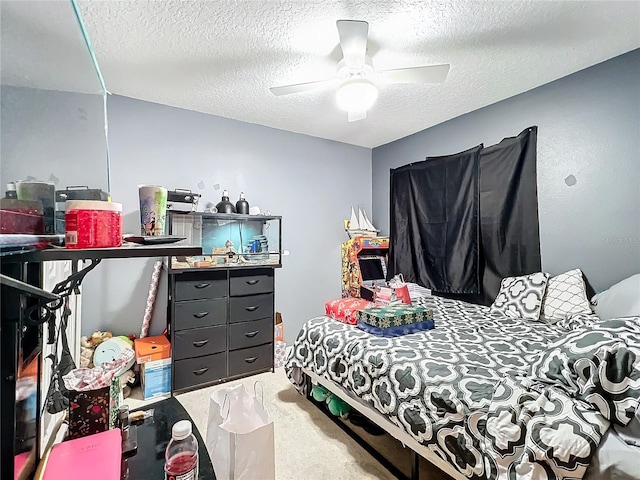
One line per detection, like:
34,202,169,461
174,368,454,480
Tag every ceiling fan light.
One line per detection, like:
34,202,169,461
335,79,378,113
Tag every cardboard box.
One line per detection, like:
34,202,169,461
134,335,171,364
356,304,433,329
275,312,284,342
140,358,171,400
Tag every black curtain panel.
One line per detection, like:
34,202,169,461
388,145,483,294
477,126,541,303
388,127,540,305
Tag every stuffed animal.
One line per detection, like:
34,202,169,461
326,394,350,419
79,336,95,368
311,384,350,419
79,331,114,368
91,331,113,345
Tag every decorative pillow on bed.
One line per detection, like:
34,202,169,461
540,268,592,322
592,273,640,320
490,272,549,320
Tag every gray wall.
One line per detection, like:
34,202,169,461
81,95,371,344
0,85,108,191
372,49,640,294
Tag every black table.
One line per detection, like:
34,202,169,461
123,396,215,479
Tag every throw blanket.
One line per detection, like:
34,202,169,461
285,293,640,480
484,319,640,479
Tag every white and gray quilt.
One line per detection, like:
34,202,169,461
284,294,640,480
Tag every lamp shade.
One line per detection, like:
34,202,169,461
335,78,378,113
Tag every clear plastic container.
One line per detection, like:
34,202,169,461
164,420,198,480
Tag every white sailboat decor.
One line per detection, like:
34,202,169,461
346,206,379,238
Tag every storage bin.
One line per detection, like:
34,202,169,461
65,200,122,249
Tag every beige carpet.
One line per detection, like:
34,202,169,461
175,368,454,480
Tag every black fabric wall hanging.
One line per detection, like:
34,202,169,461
388,126,540,305
388,144,483,294
477,126,541,303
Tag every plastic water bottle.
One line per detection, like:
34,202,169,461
164,420,198,480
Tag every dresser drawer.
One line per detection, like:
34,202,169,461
175,272,227,301
230,271,274,296
174,298,227,330
229,293,273,324
174,353,226,391
229,317,273,351
174,325,226,360
229,343,273,377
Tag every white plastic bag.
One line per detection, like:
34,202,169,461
205,383,275,480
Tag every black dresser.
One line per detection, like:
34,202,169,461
169,266,276,393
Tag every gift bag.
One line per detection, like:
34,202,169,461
65,377,120,440
63,348,133,439
388,274,412,305
206,383,275,480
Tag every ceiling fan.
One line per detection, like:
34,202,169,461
269,20,450,122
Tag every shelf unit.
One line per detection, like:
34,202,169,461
0,240,202,480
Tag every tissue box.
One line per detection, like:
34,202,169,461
140,358,171,400
356,304,433,329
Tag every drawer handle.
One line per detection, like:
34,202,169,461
246,280,259,285
192,340,209,347
244,331,259,338
245,306,259,312
194,283,211,289
193,367,209,375
193,312,209,319
244,356,258,364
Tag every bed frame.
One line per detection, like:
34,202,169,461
302,369,466,480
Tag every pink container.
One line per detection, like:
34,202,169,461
65,200,122,249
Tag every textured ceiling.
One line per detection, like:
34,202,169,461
6,1,640,148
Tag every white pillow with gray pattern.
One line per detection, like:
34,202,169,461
540,268,592,323
490,272,549,320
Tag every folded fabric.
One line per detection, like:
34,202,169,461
325,297,375,325
356,304,433,329
357,319,435,337
63,348,134,391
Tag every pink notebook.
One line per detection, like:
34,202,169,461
44,429,122,480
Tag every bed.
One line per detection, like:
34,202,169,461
284,287,640,480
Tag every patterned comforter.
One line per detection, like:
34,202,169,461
284,294,640,480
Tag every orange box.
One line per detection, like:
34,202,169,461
134,335,171,364
275,312,284,342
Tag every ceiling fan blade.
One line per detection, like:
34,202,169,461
336,20,368,67
379,64,450,84
269,78,334,96
347,110,367,122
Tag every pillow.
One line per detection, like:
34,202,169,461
614,405,640,447
490,272,549,320
540,268,592,322
592,273,640,320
